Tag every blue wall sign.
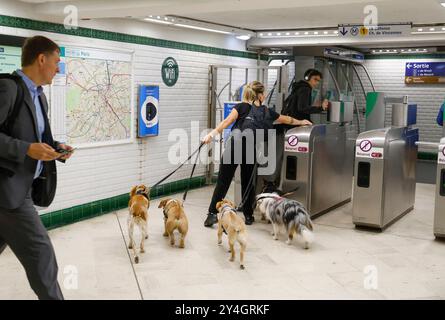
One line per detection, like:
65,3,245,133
405,62,445,84
223,102,240,141
138,85,159,137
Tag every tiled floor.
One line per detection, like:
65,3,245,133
1,183,444,300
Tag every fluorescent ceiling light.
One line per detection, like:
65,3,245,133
441,2,445,7
174,23,231,34
236,35,251,40
144,17,172,25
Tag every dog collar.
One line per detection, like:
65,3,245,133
163,199,179,218
219,205,236,219
256,195,282,202
136,190,150,200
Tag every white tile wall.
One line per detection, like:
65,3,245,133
0,26,261,214
353,58,445,150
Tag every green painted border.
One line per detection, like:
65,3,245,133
0,14,267,60
418,152,438,161
40,175,213,230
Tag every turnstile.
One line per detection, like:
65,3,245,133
434,137,445,238
352,104,418,229
279,101,356,218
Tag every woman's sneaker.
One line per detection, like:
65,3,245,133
204,213,218,227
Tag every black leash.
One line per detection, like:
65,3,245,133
236,162,259,211
182,142,204,202
236,166,300,211
151,142,205,201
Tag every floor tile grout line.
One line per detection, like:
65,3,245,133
313,222,435,242
114,212,145,300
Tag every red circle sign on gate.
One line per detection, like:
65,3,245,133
288,135,298,147
359,140,372,152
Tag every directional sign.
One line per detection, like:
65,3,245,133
338,24,411,39
405,62,445,84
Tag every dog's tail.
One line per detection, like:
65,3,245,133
288,205,314,247
229,211,242,233
296,207,314,248
300,225,314,246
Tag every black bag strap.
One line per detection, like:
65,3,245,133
0,74,25,134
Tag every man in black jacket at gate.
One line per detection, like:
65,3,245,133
262,69,328,193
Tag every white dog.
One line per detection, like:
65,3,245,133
255,193,314,249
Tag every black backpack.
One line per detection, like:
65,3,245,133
281,90,296,117
234,103,275,132
0,73,25,135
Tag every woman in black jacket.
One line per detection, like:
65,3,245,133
201,81,312,227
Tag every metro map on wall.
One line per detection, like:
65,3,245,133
52,46,134,147
0,45,21,73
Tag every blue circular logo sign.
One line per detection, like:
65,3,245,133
350,27,359,36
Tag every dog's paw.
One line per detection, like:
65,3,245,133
128,244,133,249
217,240,222,245
286,239,292,245
240,265,245,270
140,248,145,253
229,257,235,262
145,235,148,240
273,235,278,240
163,232,168,237
134,256,139,264
304,242,310,250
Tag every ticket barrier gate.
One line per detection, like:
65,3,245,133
434,137,445,238
279,101,356,218
352,103,418,230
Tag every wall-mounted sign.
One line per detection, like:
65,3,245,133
223,102,240,141
405,62,445,84
138,85,159,137
161,57,179,87
0,45,21,73
338,24,411,39
324,47,364,64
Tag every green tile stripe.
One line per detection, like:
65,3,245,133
418,152,438,161
0,14,267,60
40,176,210,230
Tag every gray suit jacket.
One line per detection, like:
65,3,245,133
0,72,59,210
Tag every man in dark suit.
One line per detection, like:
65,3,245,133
0,36,74,300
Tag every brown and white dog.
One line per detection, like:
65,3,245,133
158,198,188,248
128,185,150,263
216,199,248,269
